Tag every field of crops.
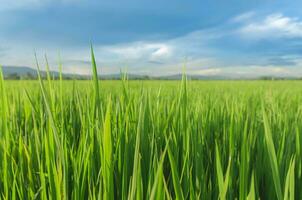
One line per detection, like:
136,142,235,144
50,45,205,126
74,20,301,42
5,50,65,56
1,54,302,199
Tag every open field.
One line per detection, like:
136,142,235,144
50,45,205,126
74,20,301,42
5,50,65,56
1,73,302,199
2,0,302,199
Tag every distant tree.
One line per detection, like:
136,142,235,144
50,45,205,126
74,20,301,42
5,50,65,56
8,73,20,80
259,76,274,80
25,72,36,79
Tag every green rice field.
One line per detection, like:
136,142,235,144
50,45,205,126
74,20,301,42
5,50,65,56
0,52,302,199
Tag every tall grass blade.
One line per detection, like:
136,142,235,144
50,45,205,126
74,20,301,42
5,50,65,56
262,105,283,200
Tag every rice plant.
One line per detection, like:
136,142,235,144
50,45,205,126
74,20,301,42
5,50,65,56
0,48,301,199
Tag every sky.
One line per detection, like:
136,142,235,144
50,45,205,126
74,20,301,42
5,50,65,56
1,0,302,77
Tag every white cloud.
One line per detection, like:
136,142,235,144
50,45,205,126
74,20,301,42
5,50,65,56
229,66,292,77
98,42,172,62
239,13,302,39
150,45,171,60
195,68,221,75
231,11,255,23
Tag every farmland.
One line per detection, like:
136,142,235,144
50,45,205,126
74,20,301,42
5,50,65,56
0,59,302,199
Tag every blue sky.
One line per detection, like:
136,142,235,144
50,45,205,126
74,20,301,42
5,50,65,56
1,0,302,77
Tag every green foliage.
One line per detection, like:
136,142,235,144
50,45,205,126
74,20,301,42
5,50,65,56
0,53,302,199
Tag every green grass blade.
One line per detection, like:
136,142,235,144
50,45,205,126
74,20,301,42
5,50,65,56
262,106,283,200
168,146,184,200
102,97,114,200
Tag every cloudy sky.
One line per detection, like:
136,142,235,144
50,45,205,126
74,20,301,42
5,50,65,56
1,0,302,77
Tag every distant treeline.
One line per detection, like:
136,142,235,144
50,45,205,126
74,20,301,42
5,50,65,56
4,73,302,80
3,73,153,80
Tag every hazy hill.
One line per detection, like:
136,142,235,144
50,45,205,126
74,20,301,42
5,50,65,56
1,66,152,79
2,66,297,80
2,66,38,76
1,66,73,79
